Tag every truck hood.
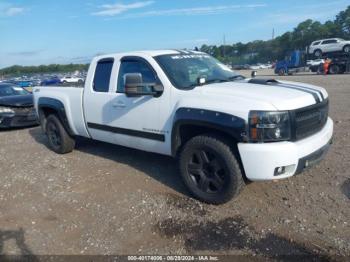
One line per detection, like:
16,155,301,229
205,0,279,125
197,79,328,110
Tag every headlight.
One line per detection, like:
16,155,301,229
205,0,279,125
0,106,15,116
249,111,291,142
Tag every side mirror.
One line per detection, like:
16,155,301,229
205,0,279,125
124,73,142,96
251,71,257,78
124,73,163,97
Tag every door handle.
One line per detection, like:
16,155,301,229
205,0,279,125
112,101,126,108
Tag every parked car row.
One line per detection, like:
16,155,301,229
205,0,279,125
3,73,86,88
232,63,274,70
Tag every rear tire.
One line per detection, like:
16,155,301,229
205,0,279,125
329,64,340,74
343,45,350,53
179,135,244,205
46,114,75,154
314,49,322,57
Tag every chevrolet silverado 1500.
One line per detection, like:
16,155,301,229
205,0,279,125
33,50,333,204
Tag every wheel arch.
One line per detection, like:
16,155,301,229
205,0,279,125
38,97,74,136
171,108,247,157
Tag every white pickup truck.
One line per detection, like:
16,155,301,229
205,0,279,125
33,50,333,204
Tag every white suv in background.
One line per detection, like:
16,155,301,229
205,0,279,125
309,38,350,57
60,76,84,84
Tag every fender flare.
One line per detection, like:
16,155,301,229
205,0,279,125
38,97,74,136
171,108,247,156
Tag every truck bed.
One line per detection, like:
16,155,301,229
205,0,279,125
33,86,90,138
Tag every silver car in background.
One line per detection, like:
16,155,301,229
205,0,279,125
309,38,350,57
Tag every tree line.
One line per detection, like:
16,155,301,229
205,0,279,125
0,64,89,77
1,6,349,76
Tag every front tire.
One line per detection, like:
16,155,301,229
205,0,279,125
278,68,286,76
343,45,350,53
46,114,75,154
179,135,244,204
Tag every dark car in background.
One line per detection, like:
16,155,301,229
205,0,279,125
40,76,61,86
0,83,38,128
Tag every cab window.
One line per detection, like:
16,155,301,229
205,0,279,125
93,59,114,93
117,59,157,93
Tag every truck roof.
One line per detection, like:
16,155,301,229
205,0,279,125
93,49,206,61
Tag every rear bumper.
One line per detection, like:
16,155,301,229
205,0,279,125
238,118,333,181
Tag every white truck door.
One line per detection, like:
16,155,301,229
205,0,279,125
84,56,171,155
83,57,120,145
110,57,170,154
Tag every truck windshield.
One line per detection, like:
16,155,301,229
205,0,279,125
155,54,242,89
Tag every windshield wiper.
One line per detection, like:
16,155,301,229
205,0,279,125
205,79,229,84
183,79,227,89
227,75,245,81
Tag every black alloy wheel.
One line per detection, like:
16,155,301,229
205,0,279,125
45,114,75,154
179,135,244,204
187,149,226,194
47,120,61,148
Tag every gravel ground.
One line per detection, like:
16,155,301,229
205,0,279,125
0,70,349,260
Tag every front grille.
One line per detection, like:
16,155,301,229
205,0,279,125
12,107,35,115
294,100,329,140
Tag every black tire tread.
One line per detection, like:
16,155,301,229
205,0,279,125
46,114,75,154
179,134,245,204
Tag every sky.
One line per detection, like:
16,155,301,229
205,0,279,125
0,0,349,68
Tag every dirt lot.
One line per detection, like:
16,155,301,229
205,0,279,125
0,70,349,260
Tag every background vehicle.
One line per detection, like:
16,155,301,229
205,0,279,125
309,38,350,57
61,76,84,84
306,59,325,67
274,50,309,75
0,83,38,128
14,80,34,88
275,49,350,75
33,50,333,204
40,76,61,86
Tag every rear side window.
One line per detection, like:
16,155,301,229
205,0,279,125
322,40,337,45
312,41,321,46
93,59,114,92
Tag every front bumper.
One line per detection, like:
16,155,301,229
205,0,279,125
0,110,39,128
238,118,334,181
